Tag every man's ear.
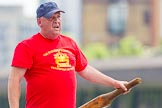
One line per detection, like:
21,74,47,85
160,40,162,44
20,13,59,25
37,18,41,27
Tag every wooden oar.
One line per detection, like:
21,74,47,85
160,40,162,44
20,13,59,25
79,77,142,108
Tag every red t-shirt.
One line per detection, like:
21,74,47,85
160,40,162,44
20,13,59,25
11,33,88,108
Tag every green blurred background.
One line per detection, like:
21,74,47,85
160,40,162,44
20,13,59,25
0,0,162,108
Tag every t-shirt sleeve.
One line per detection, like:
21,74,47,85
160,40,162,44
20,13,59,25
74,43,88,72
11,42,33,69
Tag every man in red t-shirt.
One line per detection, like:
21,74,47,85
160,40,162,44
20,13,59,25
8,2,129,108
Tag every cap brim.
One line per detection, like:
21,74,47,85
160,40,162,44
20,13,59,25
43,9,65,18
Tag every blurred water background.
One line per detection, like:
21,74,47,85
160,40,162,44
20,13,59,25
0,0,162,108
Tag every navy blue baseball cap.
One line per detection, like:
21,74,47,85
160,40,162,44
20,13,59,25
36,2,65,18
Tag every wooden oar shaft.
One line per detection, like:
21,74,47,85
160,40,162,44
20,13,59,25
79,77,142,108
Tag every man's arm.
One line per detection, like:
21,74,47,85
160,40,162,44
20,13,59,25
78,65,128,91
8,67,26,108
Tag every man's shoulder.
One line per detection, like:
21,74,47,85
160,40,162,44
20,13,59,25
18,33,39,46
22,33,39,42
60,34,75,42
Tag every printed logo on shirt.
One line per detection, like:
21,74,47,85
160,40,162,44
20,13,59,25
43,49,74,71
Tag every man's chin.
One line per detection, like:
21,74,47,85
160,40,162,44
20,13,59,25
52,30,60,34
